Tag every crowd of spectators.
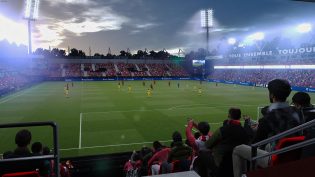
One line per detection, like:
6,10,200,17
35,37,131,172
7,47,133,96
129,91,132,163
214,56,315,66
0,71,37,96
146,63,168,77
1,129,72,177
43,62,187,78
209,69,315,88
168,63,190,77
64,64,82,77
122,79,315,177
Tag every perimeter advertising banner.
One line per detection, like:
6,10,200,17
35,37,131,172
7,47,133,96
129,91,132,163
227,46,315,58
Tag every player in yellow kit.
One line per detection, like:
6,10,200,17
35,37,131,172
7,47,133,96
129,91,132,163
198,87,202,96
118,82,121,90
128,85,132,93
147,88,152,97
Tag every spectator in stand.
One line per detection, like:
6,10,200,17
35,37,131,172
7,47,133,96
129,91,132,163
291,92,315,159
205,108,249,177
10,129,32,158
31,142,43,156
161,131,192,174
139,146,153,176
148,141,171,175
43,146,51,155
232,79,301,177
186,119,211,153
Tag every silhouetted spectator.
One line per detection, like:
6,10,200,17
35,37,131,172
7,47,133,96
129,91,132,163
11,129,32,158
206,108,249,177
161,131,192,174
43,146,51,155
31,142,43,156
291,92,315,158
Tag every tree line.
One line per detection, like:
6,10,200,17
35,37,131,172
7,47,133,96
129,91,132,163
33,48,174,60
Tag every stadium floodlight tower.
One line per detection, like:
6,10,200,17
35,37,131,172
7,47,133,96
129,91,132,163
24,0,40,54
201,9,214,52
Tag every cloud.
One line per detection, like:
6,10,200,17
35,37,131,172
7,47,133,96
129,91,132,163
58,6,129,34
130,30,141,34
135,23,159,29
48,0,95,6
33,24,65,49
0,14,28,46
33,6,129,49
210,27,250,33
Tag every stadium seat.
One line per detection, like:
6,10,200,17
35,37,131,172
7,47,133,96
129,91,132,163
2,171,40,177
271,136,305,166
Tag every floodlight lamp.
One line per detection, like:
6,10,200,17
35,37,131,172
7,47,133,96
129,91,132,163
24,0,40,20
249,32,264,41
228,38,236,45
297,23,312,33
24,0,31,19
200,9,213,28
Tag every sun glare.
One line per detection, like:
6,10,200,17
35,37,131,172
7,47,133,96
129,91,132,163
0,15,28,46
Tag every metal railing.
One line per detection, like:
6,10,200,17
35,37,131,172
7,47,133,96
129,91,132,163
0,121,59,177
250,118,315,170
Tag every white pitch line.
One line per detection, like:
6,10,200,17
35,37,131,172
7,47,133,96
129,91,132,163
79,113,82,149
81,103,261,115
69,121,237,152
0,85,40,105
0,90,30,104
60,140,173,151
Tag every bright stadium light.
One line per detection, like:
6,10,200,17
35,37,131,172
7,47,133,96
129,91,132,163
228,38,236,45
24,0,40,54
200,9,213,53
24,0,40,20
249,32,265,41
200,9,213,28
296,23,312,33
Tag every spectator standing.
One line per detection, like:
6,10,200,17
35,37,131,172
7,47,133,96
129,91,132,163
232,79,300,177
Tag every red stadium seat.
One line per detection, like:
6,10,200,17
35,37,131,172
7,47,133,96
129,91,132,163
271,136,305,166
2,171,40,177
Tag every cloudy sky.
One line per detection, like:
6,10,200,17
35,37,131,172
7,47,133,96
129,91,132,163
0,0,315,54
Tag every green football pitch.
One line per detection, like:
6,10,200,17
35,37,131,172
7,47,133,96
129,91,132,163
0,80,314,158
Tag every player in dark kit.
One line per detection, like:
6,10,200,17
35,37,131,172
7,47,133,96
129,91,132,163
143,81,145,87
154,80,156,85
177,83,180,88
168,81,171,87
150,83,153,90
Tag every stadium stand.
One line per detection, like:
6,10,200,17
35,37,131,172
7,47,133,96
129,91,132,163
209,69,315,87
39,62,187,78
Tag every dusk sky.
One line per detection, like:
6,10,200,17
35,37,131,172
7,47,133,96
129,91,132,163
0,0,315,54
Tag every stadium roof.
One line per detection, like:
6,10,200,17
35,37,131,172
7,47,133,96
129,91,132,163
293,0,315,2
